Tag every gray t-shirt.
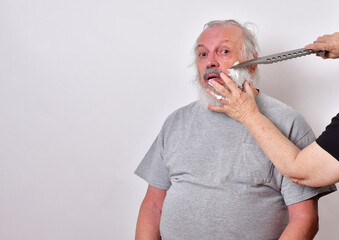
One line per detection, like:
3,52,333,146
135,92,336,240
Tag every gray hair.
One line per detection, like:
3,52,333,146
194,19,260,83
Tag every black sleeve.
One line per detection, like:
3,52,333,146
316,113,339,161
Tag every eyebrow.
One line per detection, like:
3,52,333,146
195,40,231,55
196,39,231,49
196,44,206,50
195,45,204,54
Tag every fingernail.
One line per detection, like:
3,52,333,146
208,80,214,86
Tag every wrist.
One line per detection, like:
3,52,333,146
241,108,261,127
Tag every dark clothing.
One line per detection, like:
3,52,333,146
316,113,339,161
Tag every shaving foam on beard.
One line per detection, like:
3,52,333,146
227,61,251,89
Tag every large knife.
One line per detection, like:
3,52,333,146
230,48,327,69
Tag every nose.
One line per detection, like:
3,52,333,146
206,52,219,69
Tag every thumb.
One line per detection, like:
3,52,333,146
305,42,327,51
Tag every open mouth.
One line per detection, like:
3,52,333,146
206,73,220,81
205,73,224,85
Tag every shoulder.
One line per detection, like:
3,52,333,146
256,92,314,147
164,101,200,123
256,92,308,126
256,92,299,118
161,101,200,133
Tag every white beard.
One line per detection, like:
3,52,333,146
227,65,252,89
197,84,223,109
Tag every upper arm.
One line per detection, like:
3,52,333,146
287,197,318,222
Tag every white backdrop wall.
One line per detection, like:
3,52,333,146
0,0,338,239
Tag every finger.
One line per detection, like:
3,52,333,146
208,79,230,97
304,43,314,49
313,35,329,44
317,35,330,42
305,42,327,51
220,72,240,94
206,88,226,102
243,82,254,97
207,104,230,113
327,52,338,59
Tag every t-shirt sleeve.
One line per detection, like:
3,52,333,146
281,176,336,206
134,128,171,190
316,113,339,161
280,115,337,206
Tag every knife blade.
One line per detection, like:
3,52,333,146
230,48,327,69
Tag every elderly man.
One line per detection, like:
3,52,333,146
134,20,336,240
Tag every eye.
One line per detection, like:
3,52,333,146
221,49,229,54
199,52,207,57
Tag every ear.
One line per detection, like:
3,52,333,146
248,52,258,74
248,81,259,97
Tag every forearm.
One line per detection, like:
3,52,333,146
243,111,303,179
278,217,318,240
279,198,319,240
135,203,162,240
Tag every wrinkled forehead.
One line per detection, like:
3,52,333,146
197,24,244,49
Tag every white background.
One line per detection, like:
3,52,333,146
0,0,338,239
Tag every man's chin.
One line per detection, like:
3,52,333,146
198,84,223,109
